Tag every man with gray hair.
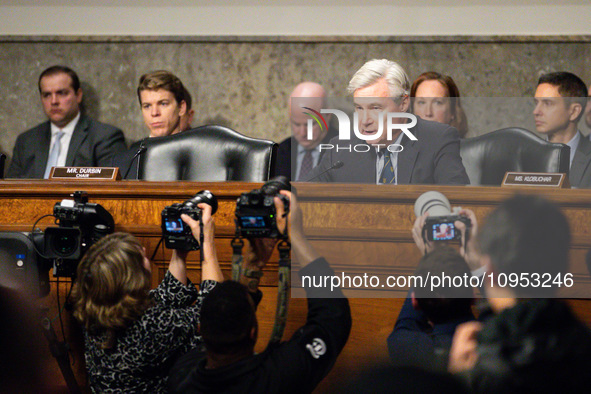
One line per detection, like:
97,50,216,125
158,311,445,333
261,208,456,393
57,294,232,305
307,59,469,185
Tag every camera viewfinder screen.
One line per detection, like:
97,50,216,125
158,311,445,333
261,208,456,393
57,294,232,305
165,218,184,233
432,223,455,241
240,216,266,228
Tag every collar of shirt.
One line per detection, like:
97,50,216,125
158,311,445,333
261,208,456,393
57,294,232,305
565,131,581,168
49,112,80,167
375,132,404,185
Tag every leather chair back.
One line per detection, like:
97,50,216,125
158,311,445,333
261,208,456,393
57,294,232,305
0,153,5,179
138,125,277,181
460,127,570,185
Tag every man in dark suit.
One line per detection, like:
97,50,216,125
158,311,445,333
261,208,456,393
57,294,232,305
275,82,337,181
112,70,191,179
534,72,591,188
7,65,126,179
307,59,469,185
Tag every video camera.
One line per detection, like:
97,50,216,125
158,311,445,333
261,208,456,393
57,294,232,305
235,176,290,238
414,191,471,242
33,191,115,277
161,190,217,250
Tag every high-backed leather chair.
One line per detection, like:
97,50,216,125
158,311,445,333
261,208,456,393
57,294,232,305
459,127,570,186
0,153,5,179
138,125,277,181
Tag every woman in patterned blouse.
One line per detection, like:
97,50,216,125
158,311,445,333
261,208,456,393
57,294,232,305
71,203,222,393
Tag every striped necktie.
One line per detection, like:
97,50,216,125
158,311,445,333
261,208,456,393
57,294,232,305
298,149,314,181
379,151,396,184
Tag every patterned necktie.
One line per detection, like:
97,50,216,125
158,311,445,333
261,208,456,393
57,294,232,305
44,131,65,178
379,151,396,184
298,149,314,181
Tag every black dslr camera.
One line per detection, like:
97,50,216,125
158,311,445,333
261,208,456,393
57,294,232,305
415,191,471,242
235,176,290,238
161,190,217,250
37,191,115,277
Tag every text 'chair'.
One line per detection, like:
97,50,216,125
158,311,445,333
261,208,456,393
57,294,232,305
460,127,570,186
138,125,277,182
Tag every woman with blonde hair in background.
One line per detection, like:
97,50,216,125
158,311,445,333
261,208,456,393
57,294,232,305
71,203,222,393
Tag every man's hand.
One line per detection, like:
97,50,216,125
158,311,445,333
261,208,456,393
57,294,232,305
454,209,483,272
180,202,223,282
448,321,482,373
275,190,303,241
275,190,319,267
412,212,434,255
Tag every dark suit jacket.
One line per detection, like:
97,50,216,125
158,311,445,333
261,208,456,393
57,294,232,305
111,139,147,180
387,295,474,372
275,127,338,181
307,118,469,185
7,114,126,179
570,135,591,188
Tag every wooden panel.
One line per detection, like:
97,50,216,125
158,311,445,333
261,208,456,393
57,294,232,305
2,180,591,392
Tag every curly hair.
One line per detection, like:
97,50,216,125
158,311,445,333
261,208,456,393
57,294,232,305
71,233,152,349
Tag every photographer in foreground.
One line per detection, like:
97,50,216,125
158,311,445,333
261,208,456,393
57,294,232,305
448,195,591,392
71,203,223,393
168,190,352,393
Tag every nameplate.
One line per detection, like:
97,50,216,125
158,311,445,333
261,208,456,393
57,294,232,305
502,172,569,188
48,167,121,181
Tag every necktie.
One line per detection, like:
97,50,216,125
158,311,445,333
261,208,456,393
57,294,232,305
379,151,396,184
44,131,65,178
298,149,314,181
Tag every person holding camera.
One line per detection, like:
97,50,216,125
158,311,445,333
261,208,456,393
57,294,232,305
168,190,352,393
386,193,479,372
71,203,223,393
447,195,591,392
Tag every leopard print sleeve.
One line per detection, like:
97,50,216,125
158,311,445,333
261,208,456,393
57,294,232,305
150,271,199,307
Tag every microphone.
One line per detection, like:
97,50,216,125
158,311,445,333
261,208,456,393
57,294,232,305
123,140,147,179
304,161,344,182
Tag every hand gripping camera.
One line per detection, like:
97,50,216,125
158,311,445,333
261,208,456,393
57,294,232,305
235,176,290,238
161,190,217,250
414,191,471,242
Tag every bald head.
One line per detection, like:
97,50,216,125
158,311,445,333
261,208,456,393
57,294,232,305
289,82,331,149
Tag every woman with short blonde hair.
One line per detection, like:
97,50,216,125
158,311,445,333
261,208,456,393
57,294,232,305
72,204,222,393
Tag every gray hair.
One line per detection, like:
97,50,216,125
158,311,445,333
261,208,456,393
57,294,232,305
347,59,410,97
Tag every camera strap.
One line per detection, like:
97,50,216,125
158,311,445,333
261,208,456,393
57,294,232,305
269,239,291,345
230,236,292,347
231,237,245,281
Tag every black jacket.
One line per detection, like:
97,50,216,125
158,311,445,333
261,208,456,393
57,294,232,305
168,258,351,394
466,298,591,393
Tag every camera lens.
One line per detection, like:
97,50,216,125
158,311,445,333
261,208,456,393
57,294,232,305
414,191,452,217
53,234,77,256
261,176,291,195
187,190,218,214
